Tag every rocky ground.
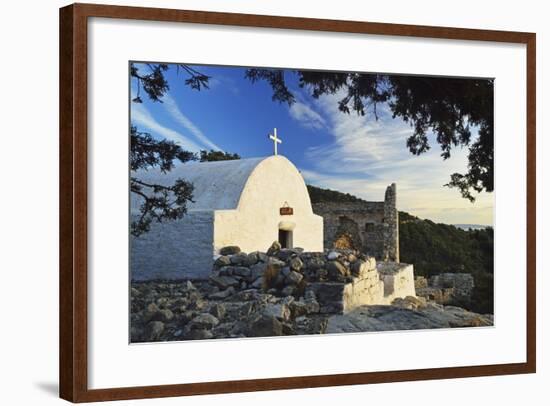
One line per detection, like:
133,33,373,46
130,280,493,343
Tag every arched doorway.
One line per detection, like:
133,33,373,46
278,221,295,249
333,216,362,251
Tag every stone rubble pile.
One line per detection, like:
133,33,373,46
130,279,327,342
214,242,375,288
414,273,475,307
131,242,379,342
130,243,491,343
130,278,492,342
210,242,382,313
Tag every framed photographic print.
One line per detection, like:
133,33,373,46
59,3,536,402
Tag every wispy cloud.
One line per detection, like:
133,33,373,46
207,75,241,95
130,63,222,152
298,91,493,225
288,93,327,130
131,104,202,152
162,94,223,151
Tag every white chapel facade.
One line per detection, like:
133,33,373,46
131,154,324,280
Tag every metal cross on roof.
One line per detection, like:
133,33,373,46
268,128,282,155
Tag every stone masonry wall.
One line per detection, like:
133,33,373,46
312,183,399,262
383,183,399,262
209,243,414,315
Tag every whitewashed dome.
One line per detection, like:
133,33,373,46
131,155,312,213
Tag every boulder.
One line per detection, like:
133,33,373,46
414,276,429,289
267,257,286,267
262,303,291,321
280,267,291,278
144,321,164,341
289,257,304,272
208,286,235,300
250,262,268,280
143,302,160,322
294,316,328,335
250,277,263,289
187,313,220,330
149,308,174,322
290,299,319,318
208,303,226,319
220,246,241,255
248,315,283,337
218,266,233,276
244,252,259,266
214,256,231,267
209,275,239,290
232,266,252,278
256,251,268,263
267,241,282,256
315,268,329,282
327,260,349,281
307,282,346,314
179,310,199,325
307,257,326,270
187,298,208,311
277,249,296,262
185,329,213,340
230,252,248,265
280,285,295,297
285,270,304,286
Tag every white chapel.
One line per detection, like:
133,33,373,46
130,154,324,280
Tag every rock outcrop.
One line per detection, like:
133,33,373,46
327,296,492,333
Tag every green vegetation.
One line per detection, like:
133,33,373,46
307,185,494,314
199,150,241,162
306,185,366,203
399,211,493,314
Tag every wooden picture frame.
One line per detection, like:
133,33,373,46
59,3,536,402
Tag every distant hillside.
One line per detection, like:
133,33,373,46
307,185,494,314
307,184,367,203
454,224,490,231
399,211,493,313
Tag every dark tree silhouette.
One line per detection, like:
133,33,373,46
130,62,210,236
131,63,210,103
130,126,196,236
245,69,494,202
199,150,241,162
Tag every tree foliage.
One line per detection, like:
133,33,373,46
130,126,196,236
130,63,245,235
131,63,210,103
306,184,364,203
130,62,212,236
130,63,494,202
129,62,494,236
199,150,241,162
399,211,494,314
245,69,494,202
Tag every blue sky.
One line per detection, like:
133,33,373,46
130,63,493,225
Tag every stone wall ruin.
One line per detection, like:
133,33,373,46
209,243,415,315
414,273,475,308
312,183,399,262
